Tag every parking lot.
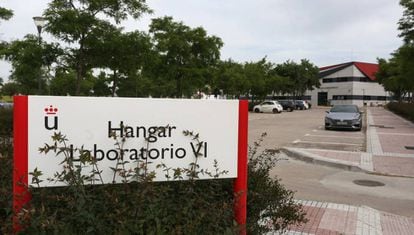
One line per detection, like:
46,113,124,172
249,107,366,152
249,106,414,217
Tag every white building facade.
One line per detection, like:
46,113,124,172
306,62,392,107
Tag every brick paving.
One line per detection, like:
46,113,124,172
373,155,414,177
269,200,413,235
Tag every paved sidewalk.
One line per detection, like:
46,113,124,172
269,200,414,235
282,107,414,178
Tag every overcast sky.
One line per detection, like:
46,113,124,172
0,0,404,81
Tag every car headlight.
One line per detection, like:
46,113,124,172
352,118,361,124
325,117,333,123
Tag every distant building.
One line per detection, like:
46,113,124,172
306,61,392,107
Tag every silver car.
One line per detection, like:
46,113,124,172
325,105,362,131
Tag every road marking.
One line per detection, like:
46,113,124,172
293,140,361,146
312,129,318,132
305,133,310,136
304,134,364,139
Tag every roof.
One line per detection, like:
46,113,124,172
319,61,379,81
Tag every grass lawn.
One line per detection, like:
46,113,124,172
0,96,12,102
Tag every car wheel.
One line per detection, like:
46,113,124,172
287,107,292,112
272,108,279,113
254,108,260,113
325,126,330,130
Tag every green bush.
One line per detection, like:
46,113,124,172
0,107,13,234
1,130,306,234
386,102,414,122
247,133,306,234
0,107,13,137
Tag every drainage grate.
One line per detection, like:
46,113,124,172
353,180,385,187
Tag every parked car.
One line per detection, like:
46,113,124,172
0,102,13,109
278,100,296,112
253,100,283,113
325,105,362,131
294,100,309,110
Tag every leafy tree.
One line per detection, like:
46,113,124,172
89,29,153,96
148,17,223,97
212,60,248,98
244,58,280,101
0,6,13,21
43,0,151,95
399,0,414,44
0,6,13,87
0,81,20,96
1,35,61,95
273,59,319,98
377,0,414,102
90,72,112,97
377,46,414,101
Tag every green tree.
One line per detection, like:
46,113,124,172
44,0,151,95
0,5,13,88
0,6,13,21
377,46,414,101
148,17,223,97
0,81,20,96
377,0,414,102
274,59,319,98
1,35,61,95
89,29,153,96
212,60,248,98
399,0,414,44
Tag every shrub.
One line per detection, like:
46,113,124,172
246,133,306,234
386,102,414,122
0,107,13,137
0,107,13,233
2,130,306,234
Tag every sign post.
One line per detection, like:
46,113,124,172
13,96,30,231
234,100,248,235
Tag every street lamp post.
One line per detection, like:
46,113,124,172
362,89,366,106
33,16,47,94
33,16,46,44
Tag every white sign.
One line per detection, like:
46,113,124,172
27,96,240,187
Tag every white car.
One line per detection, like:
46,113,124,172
253,101,283,113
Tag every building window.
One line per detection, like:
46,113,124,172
332,95,389,101
322,77,373,83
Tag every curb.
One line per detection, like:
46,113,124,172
280,147,368,173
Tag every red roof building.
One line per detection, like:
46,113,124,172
305,61,390,106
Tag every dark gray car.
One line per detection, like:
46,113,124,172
325,105,362,131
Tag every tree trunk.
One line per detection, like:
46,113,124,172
112,70,118,97
75,62,83,95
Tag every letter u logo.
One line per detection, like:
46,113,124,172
44,116,58,130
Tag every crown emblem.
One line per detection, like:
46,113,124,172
44,105,58,115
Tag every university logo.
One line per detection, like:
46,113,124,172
44,105,58,130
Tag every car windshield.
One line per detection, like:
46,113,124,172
330,105,358,113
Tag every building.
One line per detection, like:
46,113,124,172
306,61,391,107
